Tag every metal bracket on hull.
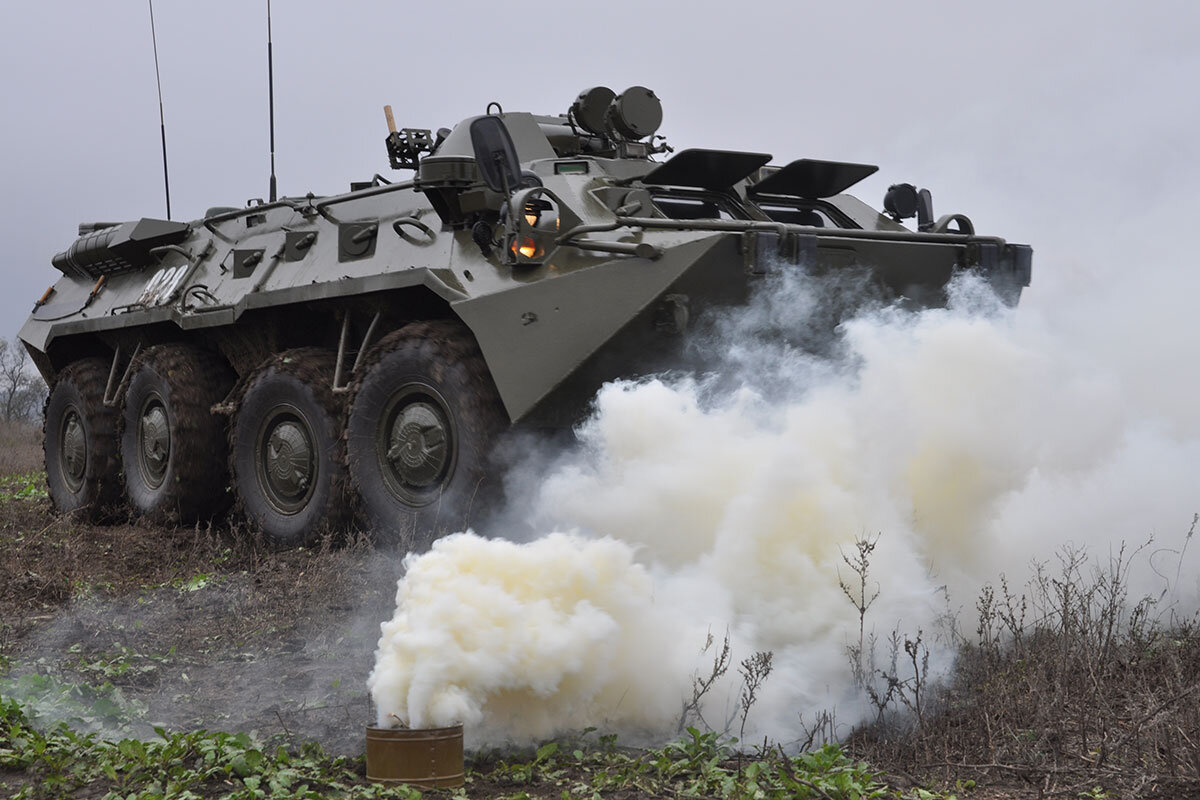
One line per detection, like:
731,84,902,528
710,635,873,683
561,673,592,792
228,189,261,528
102,342,142,408
332,311,382,394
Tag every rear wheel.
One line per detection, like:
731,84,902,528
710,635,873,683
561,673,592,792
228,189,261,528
120,345,235,522
346,320,508,550
44,358,120,517
229,348,347,546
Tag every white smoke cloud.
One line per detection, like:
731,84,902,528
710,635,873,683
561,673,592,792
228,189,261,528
371,267,1200,747
367,532,709,744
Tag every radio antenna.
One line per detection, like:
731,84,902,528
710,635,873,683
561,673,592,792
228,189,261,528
148,0,171,219
267,0,277,202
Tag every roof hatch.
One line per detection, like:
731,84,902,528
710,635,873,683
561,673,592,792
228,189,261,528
640,148,772,191
750,158,878,199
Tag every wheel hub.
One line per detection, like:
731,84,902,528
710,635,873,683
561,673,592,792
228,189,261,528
258,409,316,514
137,399,171,488
374,383,457,508
386,401,449,489
59,408,87,491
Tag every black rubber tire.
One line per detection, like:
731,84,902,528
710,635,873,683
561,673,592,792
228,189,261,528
229,348,348,546
43,358,121,518
119,345,235,522
346,320,508,550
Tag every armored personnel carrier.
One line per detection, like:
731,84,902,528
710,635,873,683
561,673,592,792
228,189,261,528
21,86,1031,546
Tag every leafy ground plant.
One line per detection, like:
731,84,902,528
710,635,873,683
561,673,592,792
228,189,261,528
1,695,909,800
0,673,147,735
0,697,386,800
69,642,176,683
469,726,890,800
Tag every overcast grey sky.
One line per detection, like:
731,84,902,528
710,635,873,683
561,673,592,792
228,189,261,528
1,0,1197,339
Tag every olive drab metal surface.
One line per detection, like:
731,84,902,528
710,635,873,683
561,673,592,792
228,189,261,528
21,87,1033,542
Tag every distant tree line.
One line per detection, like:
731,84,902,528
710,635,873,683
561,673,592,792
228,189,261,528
0,338,47,422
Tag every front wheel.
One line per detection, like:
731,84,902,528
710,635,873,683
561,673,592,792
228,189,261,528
346,320,507,550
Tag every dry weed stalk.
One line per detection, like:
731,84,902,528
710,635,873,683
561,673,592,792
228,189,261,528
737,650,774,744
678,630,731,734
677,630,776,744
838,532,880,689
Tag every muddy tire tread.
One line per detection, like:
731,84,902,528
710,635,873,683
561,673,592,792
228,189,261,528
228,347,349,544
43,357,121,518
345,319,508,546
119,344,235,522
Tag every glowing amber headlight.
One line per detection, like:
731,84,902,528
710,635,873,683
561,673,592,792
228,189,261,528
512,237,541,259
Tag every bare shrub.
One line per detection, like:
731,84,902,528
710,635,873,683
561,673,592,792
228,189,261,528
0,339,46,424
677,630,775,745
793,708,841,751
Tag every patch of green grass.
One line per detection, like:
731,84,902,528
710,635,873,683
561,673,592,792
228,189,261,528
0,673,147,734
68,642,176,682
898,786,975,800
171,572,220,593
0,471,47,502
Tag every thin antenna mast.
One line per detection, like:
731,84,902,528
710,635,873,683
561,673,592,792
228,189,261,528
148,0,171,219
267,0,277,202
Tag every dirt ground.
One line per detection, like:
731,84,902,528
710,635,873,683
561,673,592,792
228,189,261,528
0,421,399,756
0,498,1093,800
3,421,1196,799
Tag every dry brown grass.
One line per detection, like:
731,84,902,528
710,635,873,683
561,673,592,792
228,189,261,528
0,419,42,477
0,506,393,648
0,416,389,644
848,535,1200,799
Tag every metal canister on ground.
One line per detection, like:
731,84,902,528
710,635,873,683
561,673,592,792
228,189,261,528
364,724,464,788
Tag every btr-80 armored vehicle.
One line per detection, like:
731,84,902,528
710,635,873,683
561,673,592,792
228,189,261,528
21,86,1031,546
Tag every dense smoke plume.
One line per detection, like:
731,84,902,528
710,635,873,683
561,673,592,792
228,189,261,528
370,265,1200,747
